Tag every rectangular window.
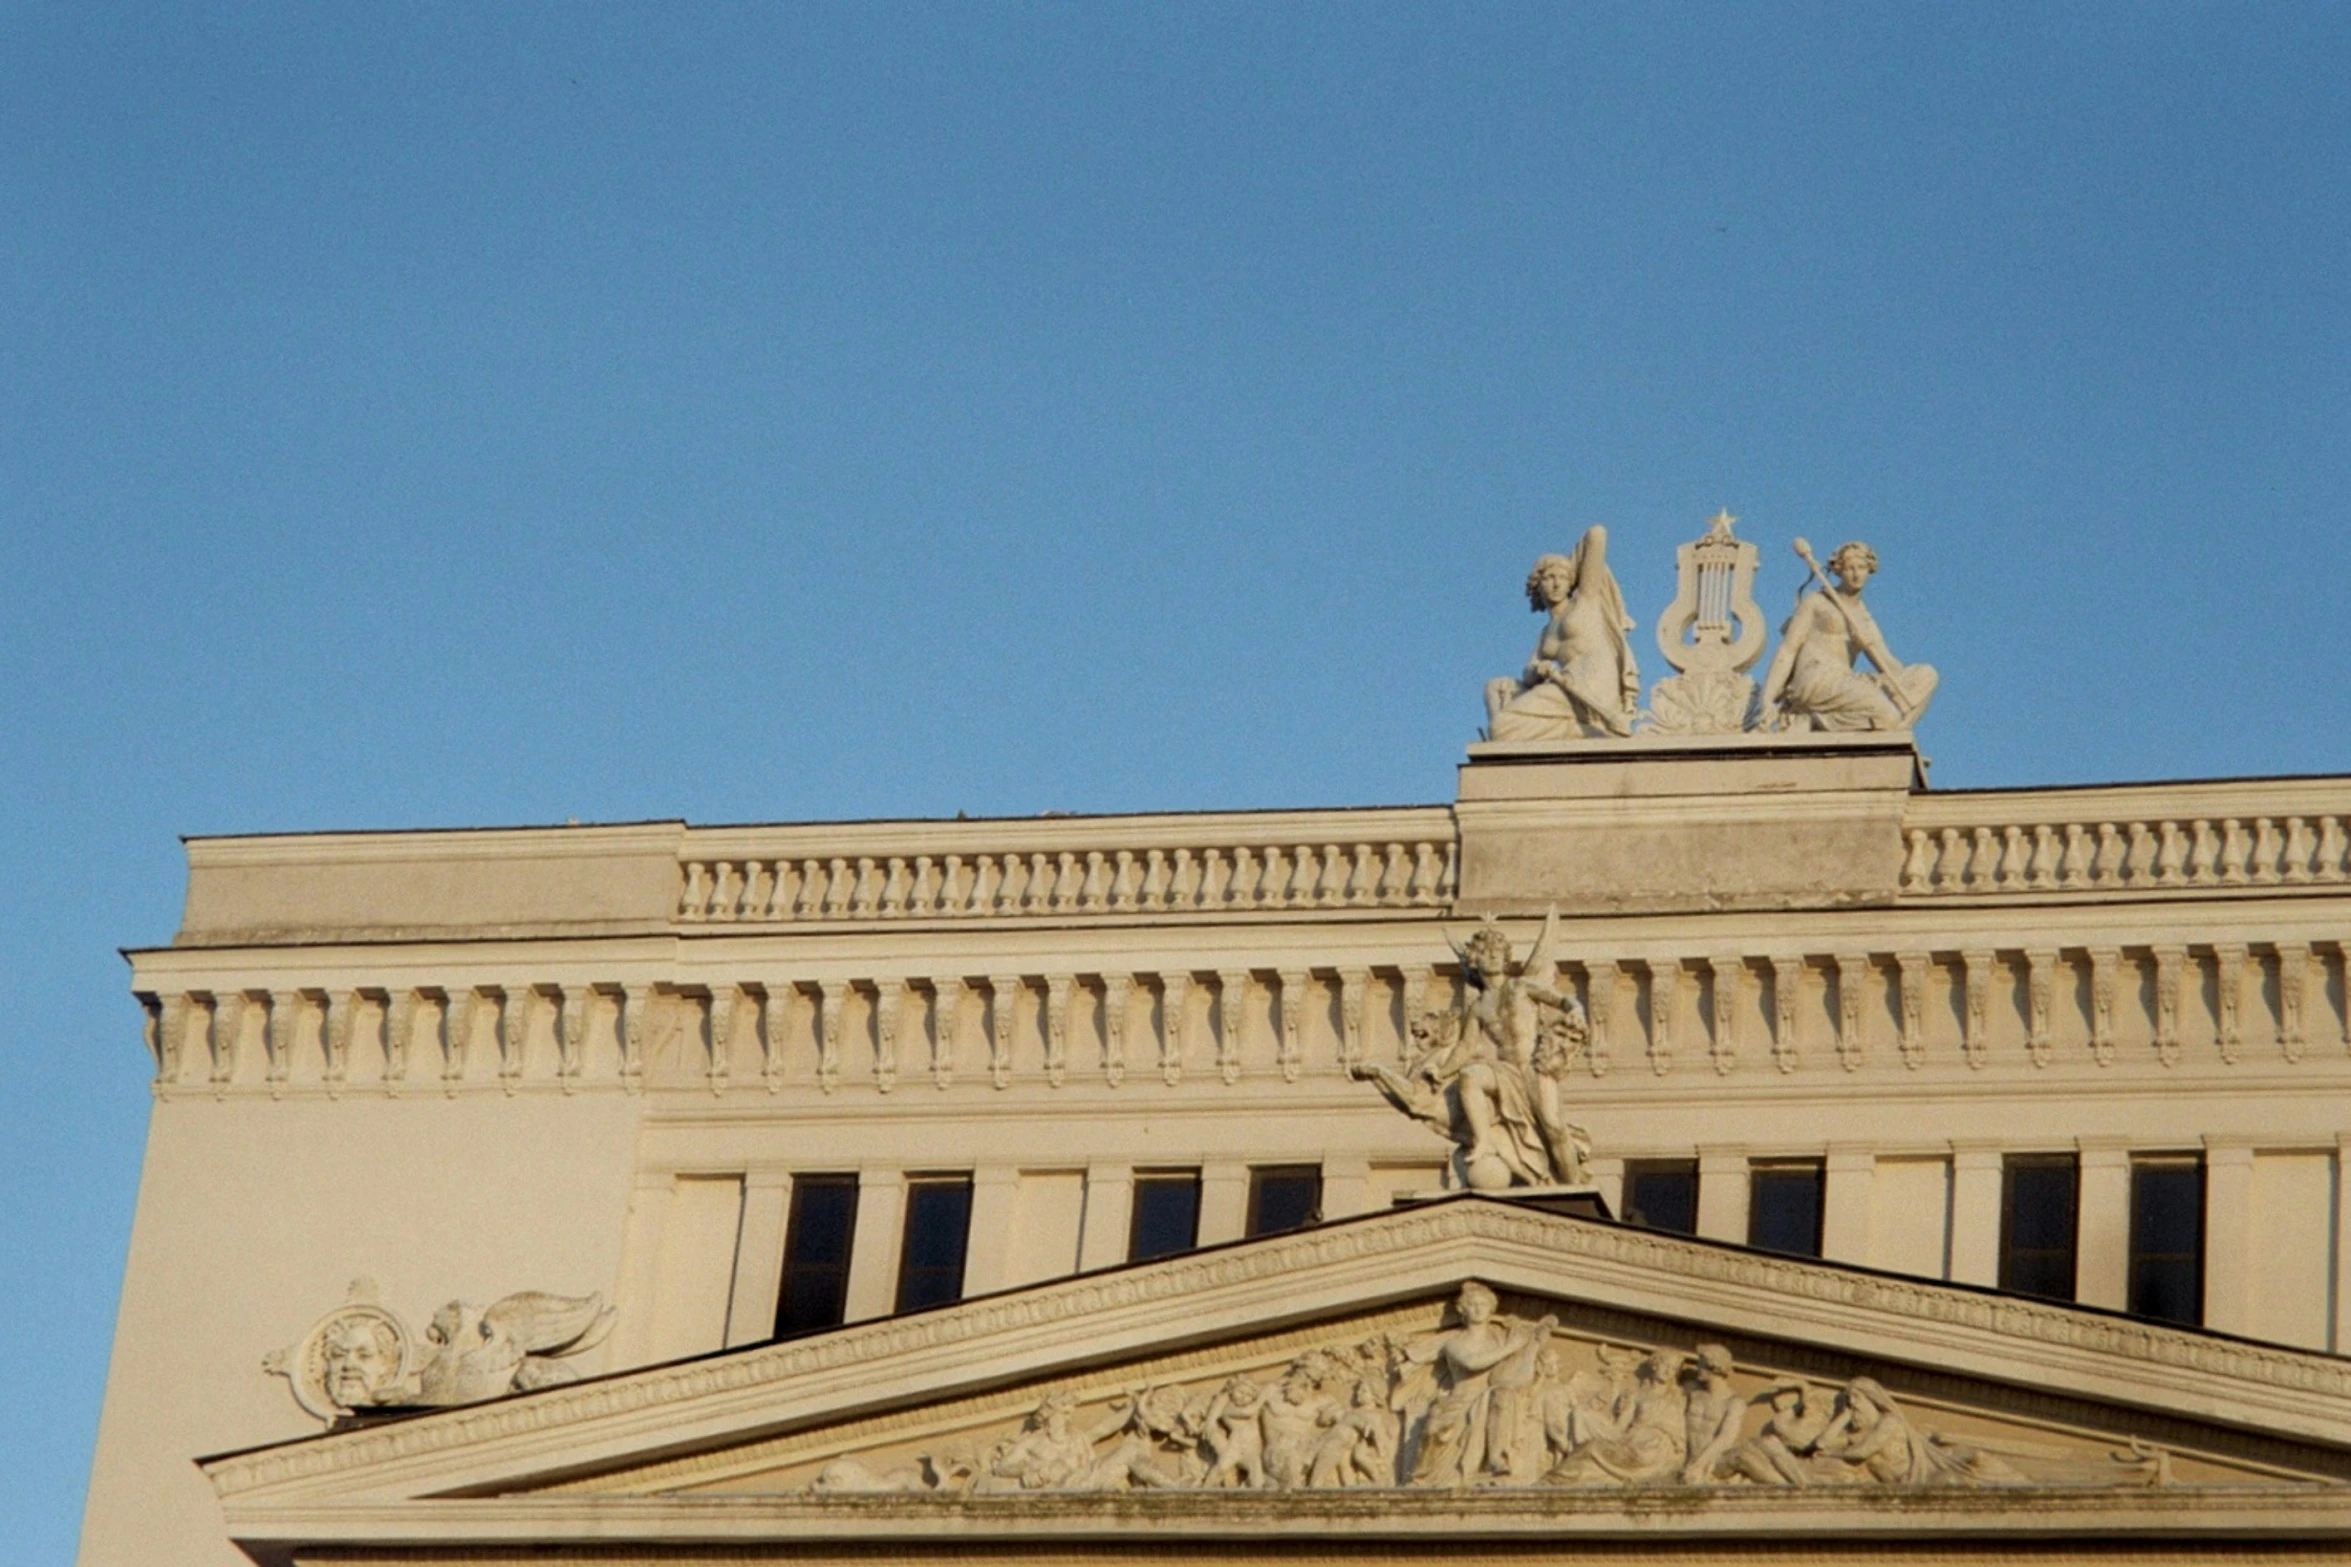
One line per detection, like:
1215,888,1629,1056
773,1174,858,1338
1621,1159,1699,1235
1128,1171,1203,1262
2129,1156,2204,1326
1246,1165,1322,1237
1748,1161,1825,1258
1999,1155,2079,1302
894,1176,974,1313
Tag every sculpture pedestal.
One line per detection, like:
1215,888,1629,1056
1454,733,1923,916
1398,1184,1614,1222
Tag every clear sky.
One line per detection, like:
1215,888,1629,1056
5,3,2348,1554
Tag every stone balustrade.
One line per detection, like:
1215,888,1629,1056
1898,782,2351,899
676,825,1459,924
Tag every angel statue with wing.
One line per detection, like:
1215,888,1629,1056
1349,909,1592,1191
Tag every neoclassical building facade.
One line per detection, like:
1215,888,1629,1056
82,518,2351,1563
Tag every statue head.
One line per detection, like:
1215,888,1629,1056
1451,918,1514,985
1841,1376,1893,1421
1828,541,1878,591
1693,1342,1734,1378
319,1314,400,1408
1455,1281,1499,1324
1029,1389,1079,1435
1525,553,1577,611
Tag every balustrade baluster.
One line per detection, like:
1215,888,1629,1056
1899,830,1932,892
2284,819,2314,885
2251,818,2282,884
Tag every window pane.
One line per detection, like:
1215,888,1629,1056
1247,1166,1322,1237
1748,1164,1824,1258
2129,1159,2204,1326
895,1178,974,1313
1129,1173,1202,1262
775,1175,858,1338
2000,1156,2078,1303
1622,1160,1698,1235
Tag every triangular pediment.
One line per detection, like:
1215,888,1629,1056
205,1198,2351,1558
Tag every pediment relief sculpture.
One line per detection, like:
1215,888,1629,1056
1349,909,1591,1190
263,1276,614,1423
751,1285,2240,1500
1479,513,1936,739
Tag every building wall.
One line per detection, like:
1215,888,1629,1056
83,757,2351,1564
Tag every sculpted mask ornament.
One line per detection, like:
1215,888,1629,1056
265,1278,615,1423
805,1285,2173,1497
1761,538,1938,733
264,1279,414,1422
1349,908,1592,1191
1484,527,1640,741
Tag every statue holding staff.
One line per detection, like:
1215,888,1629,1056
1761,538,1937,733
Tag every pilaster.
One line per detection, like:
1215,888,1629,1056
960,1166,1022,1295
1948,1143,2005,1288
1077,1162,1134,1271
1321,1156,1373,1221
1821,1148,1873,1265
1199,1161,1251,1246
2077,1139,2133,1312
843,1167,908,1322
1696,1148,1749,1245
2203,1139,2256,1336
725,1168,794,1347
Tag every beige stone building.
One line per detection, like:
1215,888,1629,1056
81,523,2351,1562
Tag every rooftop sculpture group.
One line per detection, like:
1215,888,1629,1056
1484,511,1937,740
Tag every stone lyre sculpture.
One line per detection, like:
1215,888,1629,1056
1483,527,1640,740
1647,510,1768,734
1760,537,1938,732
1348,909,1592,1191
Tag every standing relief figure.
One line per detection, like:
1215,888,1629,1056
1761,538,1938,732
1484,526,1640,740
1349,910,1592,1191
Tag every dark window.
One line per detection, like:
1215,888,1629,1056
1748,1161,1825,1258
2129,1157,2204,1326
1246,1165,1322,1237
774,1174,859,1337
1622,1160,1699,1235
1129,1172,1203,1262
894,1176,974,1313
2000,1155,2079,1302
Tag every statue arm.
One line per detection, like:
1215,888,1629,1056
1848,604,1904,676
1760,605,1807,708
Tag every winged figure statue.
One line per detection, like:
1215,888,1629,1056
1349,907,1592,1190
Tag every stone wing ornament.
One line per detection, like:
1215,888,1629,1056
484,1290,617,1391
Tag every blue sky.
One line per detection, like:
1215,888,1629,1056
4,3,2348,1555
